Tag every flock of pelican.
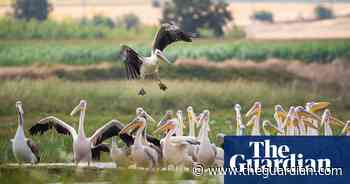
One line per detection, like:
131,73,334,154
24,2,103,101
10,100,223,170
11,100,350,170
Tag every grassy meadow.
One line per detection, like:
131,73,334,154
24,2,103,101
1,17,350,183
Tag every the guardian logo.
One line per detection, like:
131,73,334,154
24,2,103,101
230,139,331,171
224,137,349,184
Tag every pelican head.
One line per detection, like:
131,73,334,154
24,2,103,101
234,104,241,112
274,104,286,119
136,107,156,123
245,102,262,118
136,107,144,115
306,101,330,113
158,110,173,127
154,49,171,64
70,100,87,116
176,110,183,123
16,101,24,115
119,115,146,135
199,110,210,122
153,119,177,134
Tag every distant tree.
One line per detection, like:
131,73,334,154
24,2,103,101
161,0,232,37
12,0,52,21
119,14,140,30
315,5,334,20
252,11,274,23
92,15,115,28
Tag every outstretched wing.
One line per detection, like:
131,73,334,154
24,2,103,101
89,119,134,147
29,116,77,139
120,45,143,80
26,138,40,163
152,23,194,51
91,144,110,161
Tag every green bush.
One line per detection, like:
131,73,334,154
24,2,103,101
252,11,274,23
315,5,334,20
118,13,140,30
0,17,155,40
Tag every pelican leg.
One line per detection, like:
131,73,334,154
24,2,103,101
138,88,146,96
156,73,167,91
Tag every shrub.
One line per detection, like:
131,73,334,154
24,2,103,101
226,25,246,39
118,14,140,30
252,11,274,23
11,0,52,21
161,0,232,37
315,5,334,20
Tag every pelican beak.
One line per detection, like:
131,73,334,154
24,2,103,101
302,119,318,129
297,110,322,122
155,49,171,64
330,116,345,127
145,112,156,124
341,121,350,135
119,119,142,135
16,101,24,115
310,102,330,113
246,102,261,118
153,121,173,134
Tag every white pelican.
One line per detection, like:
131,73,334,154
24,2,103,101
245,102,262,136
321,109,333,136
262,120,284,136
341,121,350,136
11,101,40,164
234,104,245,136
119,112,160,170
120,23,195,95
195,110,217,167
274,105,286,136
175,110,184,136
305,102,330,135
29,100,131,166
283,106,298,136
153,118,198,169
110,136,132,168
187,106,198,138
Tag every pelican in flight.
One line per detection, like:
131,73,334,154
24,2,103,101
245,102,262,136
234,104,245,136
11,101,40,164
120,23,196,95
29,100,131,166
119,112,161,170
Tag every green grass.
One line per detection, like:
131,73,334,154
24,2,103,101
0,167,216,184
0,39,349,66
0,79,349,164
